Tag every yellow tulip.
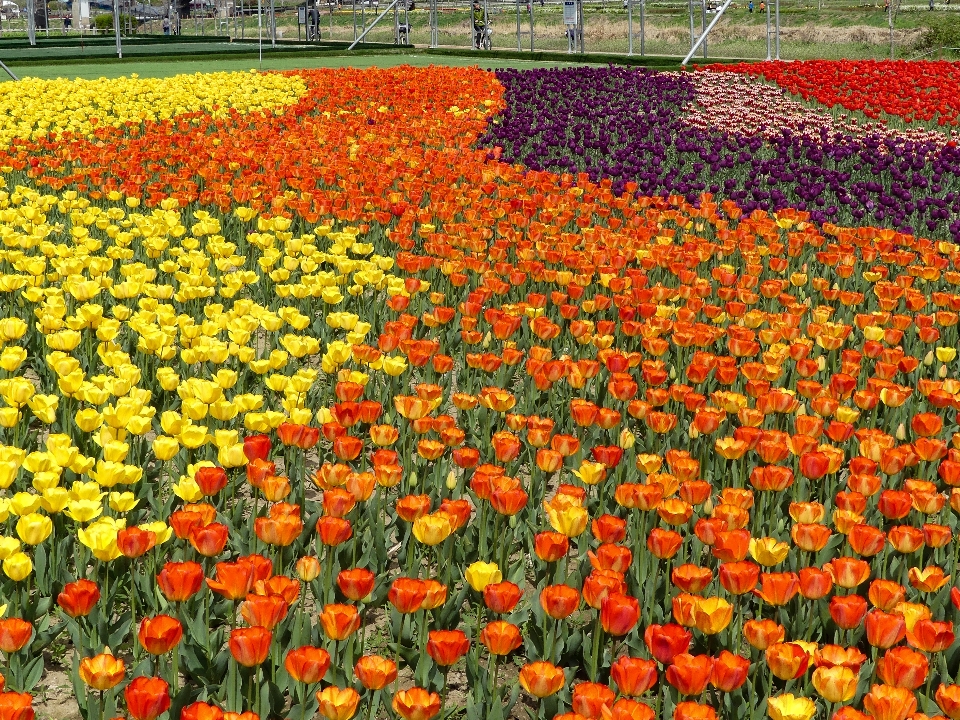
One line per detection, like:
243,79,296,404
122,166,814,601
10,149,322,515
3,552,32,581
465,561,502,592
0,537,20,559
572,461,606,486
545,504,589,538
381,356,408,377
937,346,957,363
172,476,203,503
0,460,19,489
0,408,20,429
0,347,26,372
766,694,816,720
10,493,41,516
15,513,52,545
412,515,453,546
178,425,209,449
152,436,180,461
108,492,138,513
749,538,791,567
40,488,70,514
77,519,123,562
217,443,247,468
65,500,103,524
70,481,105,502
139,521,173,545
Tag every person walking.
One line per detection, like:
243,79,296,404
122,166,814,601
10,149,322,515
748,1,753,11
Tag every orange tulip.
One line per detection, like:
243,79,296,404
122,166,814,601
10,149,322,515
229,627,272,667
319,604,361,641
876,646,928,690
518,661,565,698
284,646,331,684
610,656,657,696
316,686,360,720
665,654,713,695
354,656,398,690
391,687,441,720
862,684,917,720
79,652,125,691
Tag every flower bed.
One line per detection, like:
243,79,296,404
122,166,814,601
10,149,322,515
0,62,957,720
705,59,960,127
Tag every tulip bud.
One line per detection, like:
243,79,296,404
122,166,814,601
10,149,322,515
816,357,826,371
924,351,934,366
445,472,457,491
408,471,418,486
940,365,948,378
689,426,700,439
896,423,906,441
619,429,635,449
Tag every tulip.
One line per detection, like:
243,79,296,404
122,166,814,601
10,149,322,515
56,580,99,619
674,701,717,720
0,692,33,720
138,615,183,655
518,661,565,698
180,702,224,720
79,652,125,691
644,623,692,665
117,527,157,559
483,581,522,614
600,593,640,636
540,584,580,620
907,618,955,653
812,666,857,703
665,654,713,695
571,682,615,718
743,619,785,650
464,562,501,592
157,561,204,602
206,561,256,602
765,643,809,680
337,568,375,602
480,621,522,655
228,627,272,667
354,655,398,690
387,578,427,614
610,656,657,696
316,686,360,720
710,651,749,692
392,687,441,720
124,677,171,720
319,604,360,641
862,684,917,720
766,694,816,720
865,610,906,649
284,646,331,684
0,621,32,654
534,532,569,562
936,684,960,720
829,594,868,630
425,629,470,667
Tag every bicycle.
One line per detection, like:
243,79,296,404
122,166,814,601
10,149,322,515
474,24,492,48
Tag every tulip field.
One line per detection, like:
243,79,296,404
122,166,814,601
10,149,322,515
1,58,960,720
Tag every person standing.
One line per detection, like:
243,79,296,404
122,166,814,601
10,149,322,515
472,0,485,47
748,1,753,11
163,15,170,32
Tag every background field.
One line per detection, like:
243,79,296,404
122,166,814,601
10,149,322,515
2,0,959,64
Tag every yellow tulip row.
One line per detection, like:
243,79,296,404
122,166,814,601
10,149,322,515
0,71,307,146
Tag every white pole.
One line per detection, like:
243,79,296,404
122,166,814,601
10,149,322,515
113,0,121,56
639,0,644,54
774,0,779,59
764,0,770,60
627,0,632,54
26,0,36,45
257,0,262,66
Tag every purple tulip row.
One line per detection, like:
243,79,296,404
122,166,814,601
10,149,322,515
478,67,960,238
